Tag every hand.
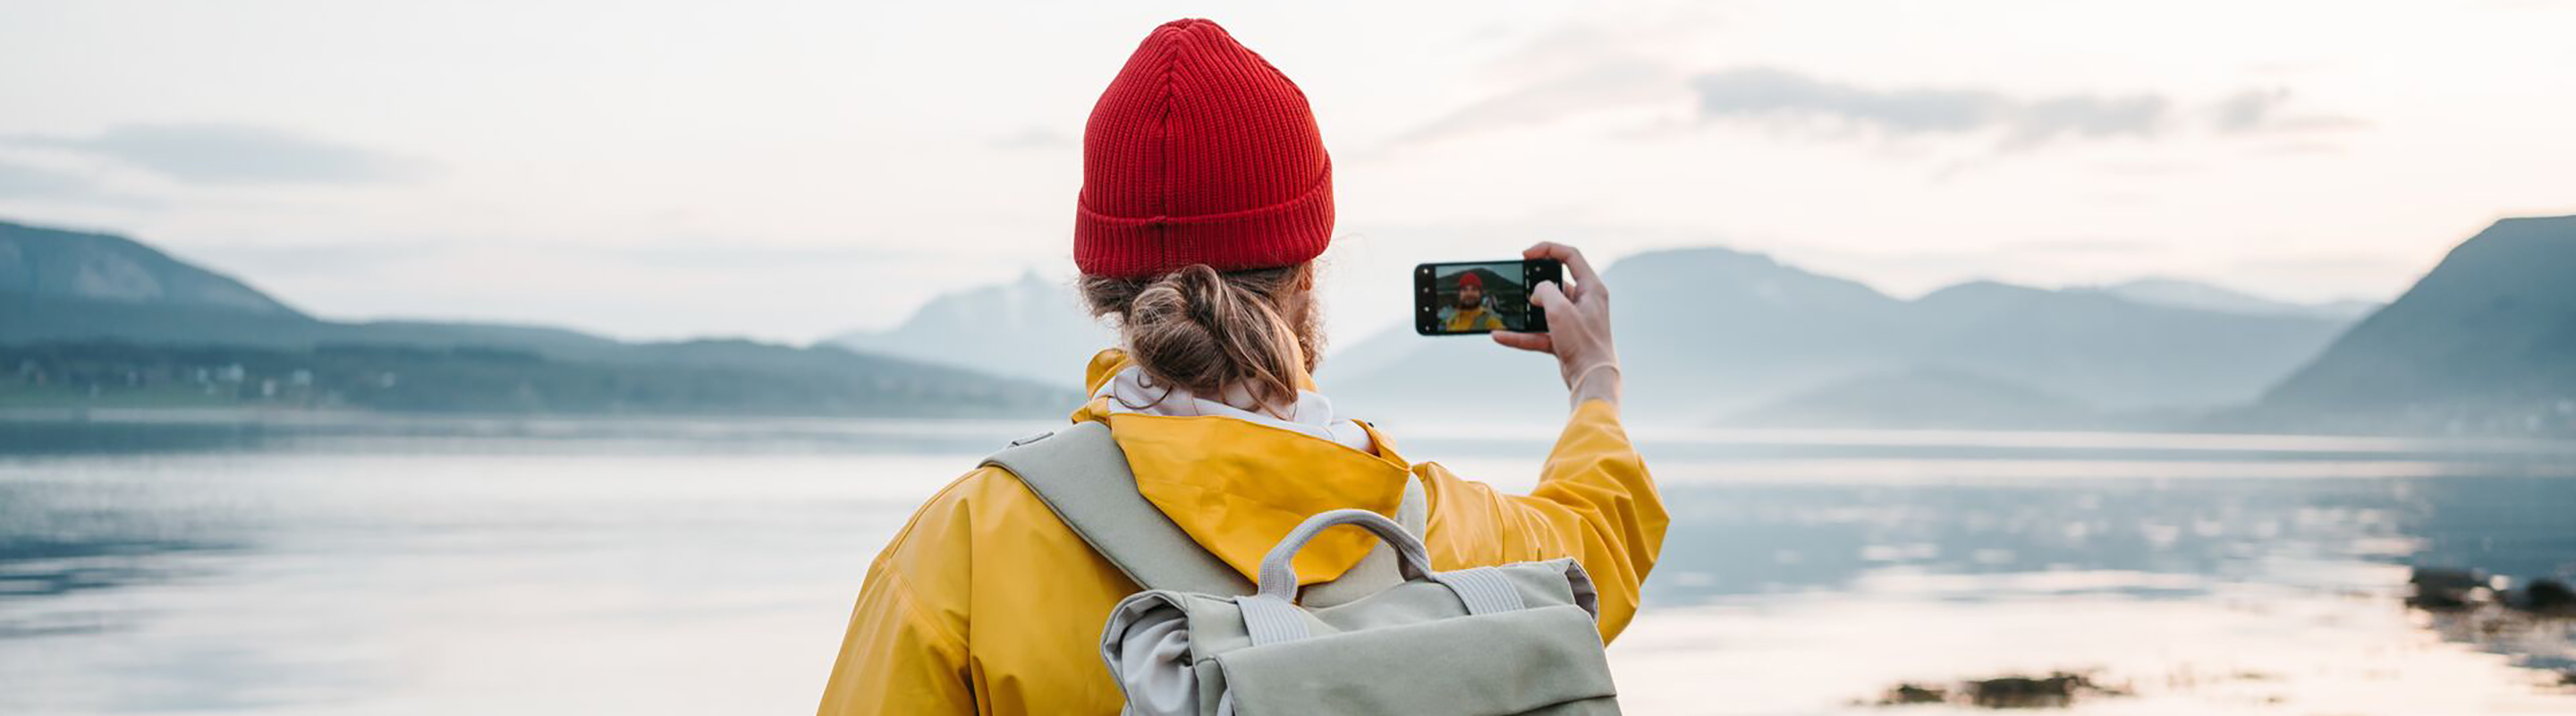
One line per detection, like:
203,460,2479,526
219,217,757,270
1493,242,1622,410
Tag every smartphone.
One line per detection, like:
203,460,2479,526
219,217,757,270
1414,259,1562,336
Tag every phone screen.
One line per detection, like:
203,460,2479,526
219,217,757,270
1414,259,1561,336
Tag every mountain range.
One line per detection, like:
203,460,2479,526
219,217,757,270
1321,249,2365,428
16,212,2572,435
0,219,1072,416
817,243,2385,430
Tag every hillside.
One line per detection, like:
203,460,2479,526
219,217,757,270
0,220,1073,416
0,220,302,317
2251,216,2576,434
1,340,1065,416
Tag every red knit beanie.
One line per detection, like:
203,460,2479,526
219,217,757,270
1074,19,1333,278
1456,272,1484,289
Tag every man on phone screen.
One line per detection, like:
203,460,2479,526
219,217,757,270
1440,271,1508,332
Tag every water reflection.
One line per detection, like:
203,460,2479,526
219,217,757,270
1,415,2572,714
1644,477,2433,601
0,476,247,606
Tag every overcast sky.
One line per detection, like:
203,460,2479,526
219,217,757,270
4,0,2572,345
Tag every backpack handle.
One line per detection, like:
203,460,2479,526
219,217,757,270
1255,508,1436,602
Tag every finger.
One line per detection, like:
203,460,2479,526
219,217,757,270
1491,330,1555,354
1521,242,1577,299
1530,280,1575,315
1522,242,1603,300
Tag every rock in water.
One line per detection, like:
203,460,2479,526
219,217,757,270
2407,567,2487,611
2521,577,2574,614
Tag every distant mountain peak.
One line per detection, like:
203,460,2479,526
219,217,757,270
0,218,303,317
1619,244,1776,264
1919,279,2044,298
1610,246,1816,283
2094,277,2377,320
2254,214,2576,434
1910,280,2063,312
826,273,1112,387
2488,213,2576,229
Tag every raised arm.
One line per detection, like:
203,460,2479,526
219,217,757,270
1425,242,1668,642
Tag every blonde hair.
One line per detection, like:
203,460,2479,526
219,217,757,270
1080,263,1321,413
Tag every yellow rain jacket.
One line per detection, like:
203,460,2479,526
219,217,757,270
1441,306,1507,332
817,350,1667,715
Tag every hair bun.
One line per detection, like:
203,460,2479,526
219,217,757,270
1127,266,1232,388
1084,263,1314,412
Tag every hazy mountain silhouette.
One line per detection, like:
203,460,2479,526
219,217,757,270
825,271,1112,388
0,221,641,356
1714,366,2102,430
1902,280,2349,410
1329,247,1917,425
1325,247,2358,427
0,219,1071,415
2250,215,2576,435
2095,278,2377,320
848,246,2367,429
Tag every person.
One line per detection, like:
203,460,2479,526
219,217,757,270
816,19,1665,716
1439,270,1511,332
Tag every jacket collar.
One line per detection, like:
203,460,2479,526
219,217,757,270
1071,349,1414,585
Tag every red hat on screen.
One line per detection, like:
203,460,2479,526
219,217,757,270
1456,272,1485,289
1073,19,1334,278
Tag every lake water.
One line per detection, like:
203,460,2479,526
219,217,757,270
5,413,2576,714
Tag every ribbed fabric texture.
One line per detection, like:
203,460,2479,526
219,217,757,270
1074,18,1334,278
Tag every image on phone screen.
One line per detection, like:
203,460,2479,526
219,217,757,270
1414,259,1560,336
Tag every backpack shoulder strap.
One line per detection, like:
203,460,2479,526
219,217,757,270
982,422,1256,596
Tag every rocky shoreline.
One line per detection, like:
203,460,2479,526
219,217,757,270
1855,567,2576,710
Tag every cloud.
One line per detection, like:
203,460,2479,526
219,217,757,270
1688,67,2168,148
8,124,426,185
0,159,96,198
1388,13,1717,148
1397,53,2370,157
2211,88,2290,132
1394,60,1676,146
0,158,157,208
2210,88,2371,134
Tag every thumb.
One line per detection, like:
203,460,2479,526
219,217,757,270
1530,280,1574,314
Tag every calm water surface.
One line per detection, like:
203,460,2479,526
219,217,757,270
4,413,2574,714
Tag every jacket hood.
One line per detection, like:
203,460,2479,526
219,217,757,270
1072,349,1413,585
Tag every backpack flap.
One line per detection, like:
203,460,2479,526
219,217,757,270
1101,509,1620,715
1213,603,1617,715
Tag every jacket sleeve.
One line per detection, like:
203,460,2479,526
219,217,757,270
817,480,979,716
1419,398,1669,643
